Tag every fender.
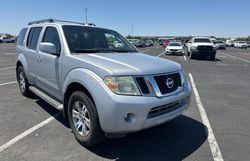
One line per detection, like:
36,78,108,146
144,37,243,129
17,53,29,79
63,68,104,104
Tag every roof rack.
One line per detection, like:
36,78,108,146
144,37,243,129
28,19,54,25
28,18,96,26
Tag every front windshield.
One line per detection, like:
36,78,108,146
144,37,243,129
63,25,138,53
194,38,211,43
169,42,181,46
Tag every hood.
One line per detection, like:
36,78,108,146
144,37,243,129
192,42,213,47
74,53,181,78
167,46,183,50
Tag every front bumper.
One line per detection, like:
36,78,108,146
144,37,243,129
166,50,184,55
93,80,192,134
191,50,216,58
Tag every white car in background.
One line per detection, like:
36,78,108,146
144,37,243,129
226,39,235,47
165,42,184,55
0,36,16,43
234,41,247,49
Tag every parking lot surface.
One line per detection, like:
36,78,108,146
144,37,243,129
0,44,250,161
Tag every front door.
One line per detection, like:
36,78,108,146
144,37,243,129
36,26,62,100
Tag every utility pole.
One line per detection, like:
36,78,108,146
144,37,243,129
131,24,134,38
84,8,88,24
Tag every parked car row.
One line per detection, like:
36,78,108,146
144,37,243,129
0,36,16,43
226,39,250,49
127,39,154,48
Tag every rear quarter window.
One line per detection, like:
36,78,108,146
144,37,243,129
17,28,27,46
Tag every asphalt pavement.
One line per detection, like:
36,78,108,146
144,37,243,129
0,44,250,161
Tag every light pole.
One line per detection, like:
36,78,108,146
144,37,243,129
84,8,88,24
131,24,134,38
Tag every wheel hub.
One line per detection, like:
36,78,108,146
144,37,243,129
72,101,90,136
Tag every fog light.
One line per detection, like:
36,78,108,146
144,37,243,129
124,113,136,123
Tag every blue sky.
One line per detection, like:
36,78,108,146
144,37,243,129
1,0,249,37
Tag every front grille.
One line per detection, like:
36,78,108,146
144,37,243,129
147,99,184,119
135,77,150,94
197,46,213,51
170,49,178,52
154,73,181,95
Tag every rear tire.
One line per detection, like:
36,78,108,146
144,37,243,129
67,91,105,147
17,66,32,97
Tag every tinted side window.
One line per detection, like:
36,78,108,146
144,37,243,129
42,27,61,53
27,27,42,50
17,28,27,46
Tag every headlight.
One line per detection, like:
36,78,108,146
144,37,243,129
180,69,187,87
104,76,141,95
191,46,197,50
213,45,217,50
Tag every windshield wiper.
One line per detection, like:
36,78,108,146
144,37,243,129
73,48,137,54
107,49,138,53
73,49,102,53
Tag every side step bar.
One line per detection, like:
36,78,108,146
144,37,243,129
29,86,63,111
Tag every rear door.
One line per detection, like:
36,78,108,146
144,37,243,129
25,27,42,84
36,26,62,100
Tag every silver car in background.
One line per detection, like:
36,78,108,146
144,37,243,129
214,40,226,50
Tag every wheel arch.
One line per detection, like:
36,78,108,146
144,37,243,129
16,54,29,77
63,82,95,115
62,68,103,117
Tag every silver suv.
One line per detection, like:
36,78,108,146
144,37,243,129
16,19,191,146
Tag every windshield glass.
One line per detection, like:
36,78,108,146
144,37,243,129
169,42,181,46
194,38,211,43
63,25,138,53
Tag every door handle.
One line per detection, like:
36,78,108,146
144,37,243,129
37,56,42,63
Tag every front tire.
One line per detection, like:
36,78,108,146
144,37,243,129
67,91,104,147
17,66,32,97
210,54,215,61
189,51,195,59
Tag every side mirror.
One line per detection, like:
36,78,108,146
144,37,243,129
39,42,58,55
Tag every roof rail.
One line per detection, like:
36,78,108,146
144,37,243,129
28,18,54,25
28,18,96,27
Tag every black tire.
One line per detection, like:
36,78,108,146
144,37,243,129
17,66,32,97
67,91,105,147
210,55,215,61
